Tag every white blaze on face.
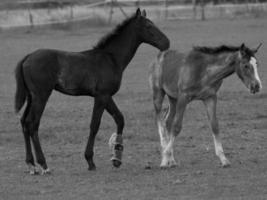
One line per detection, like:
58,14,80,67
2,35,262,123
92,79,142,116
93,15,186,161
250,57,262,89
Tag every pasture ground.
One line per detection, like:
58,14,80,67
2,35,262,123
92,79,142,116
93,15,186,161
0,17,267,200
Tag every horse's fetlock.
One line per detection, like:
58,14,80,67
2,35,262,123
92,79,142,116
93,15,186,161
37,158,46,167
25,159,34,166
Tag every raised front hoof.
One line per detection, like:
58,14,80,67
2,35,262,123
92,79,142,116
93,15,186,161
111,159,122,168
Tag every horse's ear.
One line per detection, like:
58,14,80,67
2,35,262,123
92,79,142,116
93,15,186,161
253,43,262,54
136,8,141,17
142,9,147,17
239,43,246,58
240,43,245,51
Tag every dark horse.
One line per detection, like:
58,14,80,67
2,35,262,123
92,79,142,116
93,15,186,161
15,9,170,174
149,43,262,168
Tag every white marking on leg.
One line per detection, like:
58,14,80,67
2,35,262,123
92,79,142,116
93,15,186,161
213,135,230,167
109,132,117,149
27,164,39,175
250,57,262,89
160,135,177,168
157,120,169,150
40,167,51,175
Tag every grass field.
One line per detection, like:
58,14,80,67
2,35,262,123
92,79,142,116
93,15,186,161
0,17,267,200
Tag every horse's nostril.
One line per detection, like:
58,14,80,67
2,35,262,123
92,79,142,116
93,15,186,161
251,84,260,93
254,83,260,91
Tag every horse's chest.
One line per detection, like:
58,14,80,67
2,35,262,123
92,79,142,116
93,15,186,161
96,74,122,94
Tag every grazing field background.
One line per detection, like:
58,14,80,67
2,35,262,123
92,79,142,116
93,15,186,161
0,16,267,200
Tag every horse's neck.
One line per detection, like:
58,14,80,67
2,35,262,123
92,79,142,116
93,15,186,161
103,26,141,71
207,52,238,84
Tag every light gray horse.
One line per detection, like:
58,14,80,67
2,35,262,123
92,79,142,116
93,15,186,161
149,43,262,168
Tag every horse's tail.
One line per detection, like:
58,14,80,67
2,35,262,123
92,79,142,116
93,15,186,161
14,54,30,113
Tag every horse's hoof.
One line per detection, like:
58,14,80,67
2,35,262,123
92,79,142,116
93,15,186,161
88,164,96,171
170,163,178,168
88,167,96,171
160,159,178,169
27,164,39,175
221,159,231,168
160,165,168,170
41,168,51,175
222,162,231,168
112,159,122,168
29,170,39,175
160,164,176,169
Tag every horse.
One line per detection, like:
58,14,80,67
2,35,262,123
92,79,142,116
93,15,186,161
14,8,170,175
149,43,262,168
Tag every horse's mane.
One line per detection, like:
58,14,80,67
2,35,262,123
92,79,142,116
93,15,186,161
94,14,136,49
193,45,240,54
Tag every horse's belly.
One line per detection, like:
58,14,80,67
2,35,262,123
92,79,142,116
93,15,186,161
56,71,97,96
54,85,95,96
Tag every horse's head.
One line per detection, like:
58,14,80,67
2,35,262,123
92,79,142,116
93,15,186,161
134,8,170,51
235,43,262,94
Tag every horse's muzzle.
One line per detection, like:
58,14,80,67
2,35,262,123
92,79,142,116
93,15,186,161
158,37,170,51
161,38,170,51
250,83,261,94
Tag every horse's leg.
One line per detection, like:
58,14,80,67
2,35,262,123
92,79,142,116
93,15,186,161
165,96,177,133
159,95,177,167
152,88,169,152
26,93,51,175
84,96,106,170
20,95,38,175
105,97,124,168
161,95,187,168
203,96,230,167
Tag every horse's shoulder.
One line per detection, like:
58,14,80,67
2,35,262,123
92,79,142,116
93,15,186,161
185,49,208,69
160,50,183,71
